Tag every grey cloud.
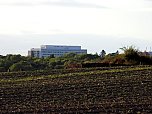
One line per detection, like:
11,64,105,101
42,1,108,9
0,2,34,6
0,0,108,9
10,3,34,6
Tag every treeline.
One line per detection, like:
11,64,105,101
0,46,152,72
0,53,100,72
101,46,152,66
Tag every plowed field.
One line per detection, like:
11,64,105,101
1,66,152,113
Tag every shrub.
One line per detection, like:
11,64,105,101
120,46,140,64
9,61,33,72
64,61,82,69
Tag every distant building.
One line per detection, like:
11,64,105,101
138,51,152,57
149,52,152,56
28,45,87,58
28,48,41,58
108,50,119,57
139,51,150,56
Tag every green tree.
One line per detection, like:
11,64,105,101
120,46,140,64
9,61,33,72
64,60,82,69
63,53,77,58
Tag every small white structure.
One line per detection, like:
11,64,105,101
28,45,87,58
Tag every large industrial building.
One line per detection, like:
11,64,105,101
28,45,87,58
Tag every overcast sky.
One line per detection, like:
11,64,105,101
0,0,152,55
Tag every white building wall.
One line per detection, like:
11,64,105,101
29,45,87,58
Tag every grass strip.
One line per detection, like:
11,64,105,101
0,66,152,84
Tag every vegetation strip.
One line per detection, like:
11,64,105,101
1,66,152,83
